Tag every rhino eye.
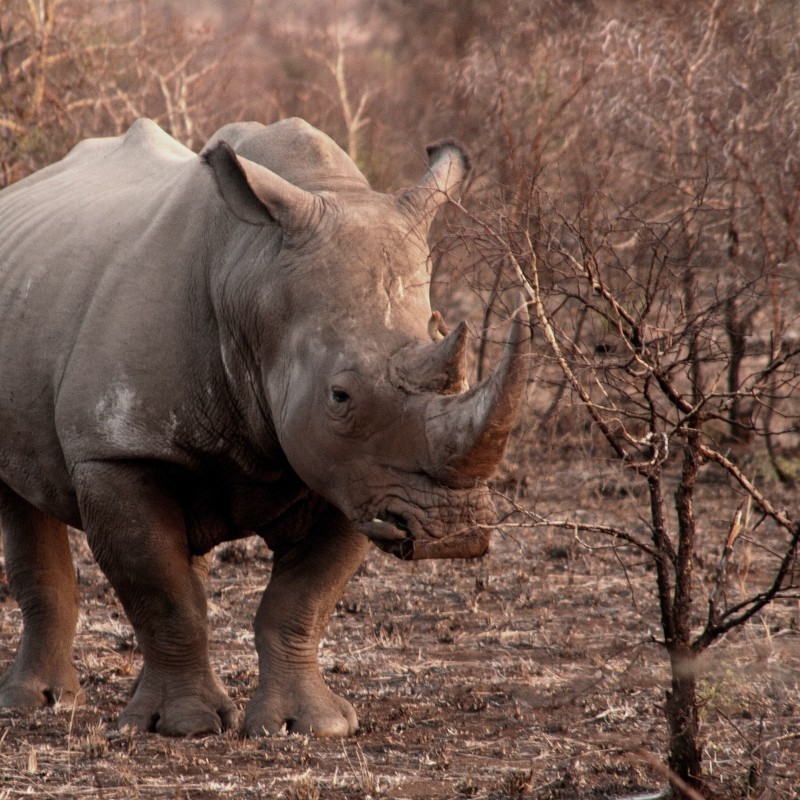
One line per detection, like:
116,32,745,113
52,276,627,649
330,388,350,404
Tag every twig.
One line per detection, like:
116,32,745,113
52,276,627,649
489,487,657,557
634,749,708,800
698,445,793,532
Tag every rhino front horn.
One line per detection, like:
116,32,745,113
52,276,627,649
425,300,530,481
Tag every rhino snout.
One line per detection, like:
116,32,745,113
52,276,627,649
357,499,493,561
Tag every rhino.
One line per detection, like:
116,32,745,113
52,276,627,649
0,118,528,737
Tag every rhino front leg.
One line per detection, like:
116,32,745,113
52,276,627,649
0,485,83,709
246,505,370,737
74,463,239,736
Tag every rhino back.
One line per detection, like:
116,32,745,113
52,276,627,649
0,120,224,518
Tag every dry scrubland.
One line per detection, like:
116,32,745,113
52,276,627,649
2,0,800,797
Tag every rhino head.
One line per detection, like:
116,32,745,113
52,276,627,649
205,132,529,559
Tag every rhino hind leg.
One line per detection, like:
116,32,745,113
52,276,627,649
246,506,369,737
74,463,239,736
0,485,84,710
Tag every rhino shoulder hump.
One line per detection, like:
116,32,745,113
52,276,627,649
119,118,194,160
63,119,193,172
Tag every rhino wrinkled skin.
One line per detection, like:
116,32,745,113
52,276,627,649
0,118,528,737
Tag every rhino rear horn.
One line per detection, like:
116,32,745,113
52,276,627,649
399,140,470,224
393,321,469,394
204,141,322,230
426,300,530,481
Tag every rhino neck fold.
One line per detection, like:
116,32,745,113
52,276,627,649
200,218,284,468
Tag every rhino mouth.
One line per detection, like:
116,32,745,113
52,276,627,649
360,511,417,560
357,500,492,561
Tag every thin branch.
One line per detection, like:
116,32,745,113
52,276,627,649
0,118,25,133
694,519,800,649
698,445,793,532
508,241,635,467
488,488,657,557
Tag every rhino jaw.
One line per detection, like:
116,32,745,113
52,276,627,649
358,505,493,561
360,518,417,560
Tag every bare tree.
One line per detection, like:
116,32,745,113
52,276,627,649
445,1,800,794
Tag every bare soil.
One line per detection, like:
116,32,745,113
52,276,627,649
1,451,798,799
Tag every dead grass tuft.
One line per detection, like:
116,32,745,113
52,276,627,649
494,768,534,798
281,769,320,800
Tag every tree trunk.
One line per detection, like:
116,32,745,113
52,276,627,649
724,294,750,442
667,416,703,793
665,645,703,791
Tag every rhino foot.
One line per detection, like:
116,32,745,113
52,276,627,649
119,666,240,737
244,674,358,737
0,665,84,710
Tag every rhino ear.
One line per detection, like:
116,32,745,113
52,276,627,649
399,140,470,223
203,140,321,230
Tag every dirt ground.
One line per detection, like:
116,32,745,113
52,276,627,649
1,450,798,800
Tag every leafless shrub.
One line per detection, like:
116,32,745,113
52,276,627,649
444,1,800,794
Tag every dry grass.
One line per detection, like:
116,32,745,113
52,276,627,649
1,451,799,799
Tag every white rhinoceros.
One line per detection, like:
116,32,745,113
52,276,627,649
0,118,528,737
